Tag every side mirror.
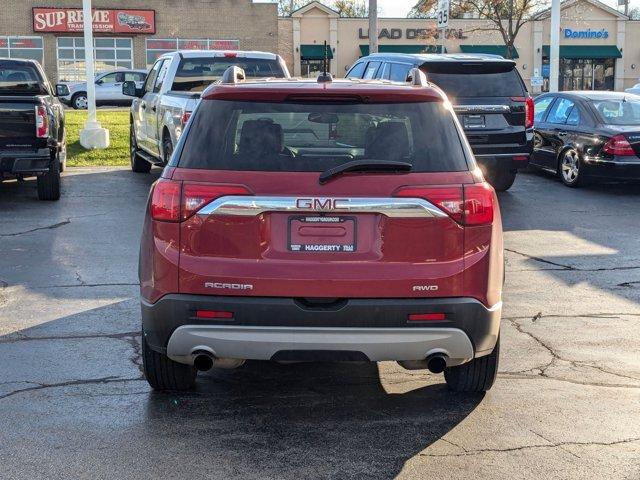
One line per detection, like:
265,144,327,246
95,79,103,85
122,80,142,98
55,83,70,97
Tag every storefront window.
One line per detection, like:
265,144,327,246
0,36,44,64
542,57,615,92
57,37,133,82
301,59,330,78
145,38,240,67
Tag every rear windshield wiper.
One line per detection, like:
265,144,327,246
319,159,412,185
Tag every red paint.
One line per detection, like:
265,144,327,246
32,7,155,34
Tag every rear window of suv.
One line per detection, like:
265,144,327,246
177,100,470,172
424,65,525,98
172,57,286,92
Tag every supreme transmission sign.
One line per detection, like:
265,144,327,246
32,7,155,34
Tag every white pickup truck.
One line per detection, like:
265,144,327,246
123,50,289,172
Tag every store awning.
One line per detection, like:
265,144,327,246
300,44,333,60
542,45,622,59
460,44,519,59
359,44,445,56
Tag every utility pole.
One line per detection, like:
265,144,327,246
549,0,561,92
369,0,378,54
79,0,109,149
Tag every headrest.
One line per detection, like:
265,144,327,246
365,122,410,161
238,119,283,157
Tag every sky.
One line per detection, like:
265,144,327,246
368,0,636,17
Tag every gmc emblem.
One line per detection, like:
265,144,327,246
295,198,349,210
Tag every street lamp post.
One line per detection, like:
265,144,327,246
79,0,109,149
549,0,561,92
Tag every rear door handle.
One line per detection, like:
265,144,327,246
557,130,568,136
151,105,157,112
140,102,146,110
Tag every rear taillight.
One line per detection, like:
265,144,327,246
150,178,181,222
180,111,192,126
150,181,252,222
408,313,445,322
35,105,49,138
181,183,251,220
603,134,635,156
511,96,534,128
196,310,233,319
394,183,494,226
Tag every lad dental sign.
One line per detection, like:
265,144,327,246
32,7,155,34
358,27,467,40
563,28,609,39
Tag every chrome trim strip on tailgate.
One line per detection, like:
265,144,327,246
197,196,448,218
453,105,511,114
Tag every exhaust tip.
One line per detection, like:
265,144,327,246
193,354,214,372
426,354,447,374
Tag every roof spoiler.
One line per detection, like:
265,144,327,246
221,66,245,84
406,67,428,86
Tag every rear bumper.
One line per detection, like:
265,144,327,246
470,130,534,170
142,295,501,364
0,149,52,175
582,157,640,180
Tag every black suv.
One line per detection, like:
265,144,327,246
347,53,533,191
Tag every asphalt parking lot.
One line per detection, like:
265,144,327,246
0,167,639,480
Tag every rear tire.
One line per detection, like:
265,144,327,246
444,337,499,392
37,157,61,201
71,92,87,110
130,123,151,173
142,333,197,391
485,168,517,192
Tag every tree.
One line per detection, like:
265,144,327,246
277,0,367,17
409,0,547,59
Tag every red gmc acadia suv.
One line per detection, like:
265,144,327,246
139,67,504,393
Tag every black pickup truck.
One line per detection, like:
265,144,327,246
0,58,67,200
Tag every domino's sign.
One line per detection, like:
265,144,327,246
564,28,609,39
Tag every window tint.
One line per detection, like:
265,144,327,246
124,71,145,82
534,96,554,122
566,106,580,126
172,57,286,92
178,100,469,173
389,63,411,82
347,62,366,78
0,60,45,94
426,69,525,97
591,98,640,126
363,61,380,80
144,60,162,93
546,98,575,124
154,61,170,92
99,73,118,83
377,62,390,80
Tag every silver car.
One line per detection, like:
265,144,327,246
60,69,147,109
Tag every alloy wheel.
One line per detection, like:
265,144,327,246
561,149,580,184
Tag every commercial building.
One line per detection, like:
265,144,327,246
1,0,639,92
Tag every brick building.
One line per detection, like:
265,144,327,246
0,0,278,81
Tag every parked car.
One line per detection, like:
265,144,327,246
139,67,503,393
59,69,147,109
624,82,640,96
531,91,640,187
0,58,67,200
346,53,534,191
123,50,290,173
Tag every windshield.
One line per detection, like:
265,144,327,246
172,57,286,92
177,100,469,172
592,98,640,126
426,69,525,98
0,61,46,95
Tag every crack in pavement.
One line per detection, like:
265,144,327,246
505,313,640,387
0,331,141,344
420,436,640,458
0,376,145,401
32,282,140,289
505,248,640,272
0,219,71,237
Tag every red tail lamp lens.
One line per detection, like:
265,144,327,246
180,111,192,126
603,134,635,156
182,183,251,220
35,105,49,138
408,313,446,321
150,179,181,222
394,183,494,226
511,96,534,128
196,310,233,319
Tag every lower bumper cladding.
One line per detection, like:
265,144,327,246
142,295,501,365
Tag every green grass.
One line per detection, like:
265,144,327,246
66,109,130,167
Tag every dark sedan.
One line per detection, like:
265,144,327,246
531,91,640,187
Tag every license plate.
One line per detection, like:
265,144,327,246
288,216,356,253
464,114,485,129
